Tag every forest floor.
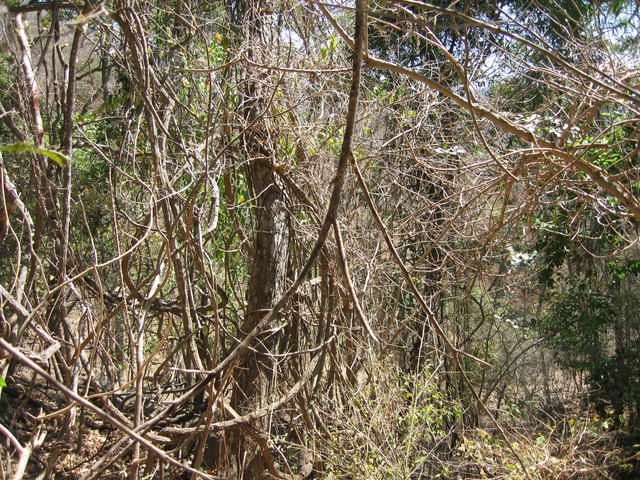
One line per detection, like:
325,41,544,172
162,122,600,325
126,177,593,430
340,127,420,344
2,366,640,479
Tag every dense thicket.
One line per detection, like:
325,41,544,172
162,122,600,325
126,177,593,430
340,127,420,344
1,1,640,479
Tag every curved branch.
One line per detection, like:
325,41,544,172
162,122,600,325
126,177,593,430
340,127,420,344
321,3,640,222
0,338,223,480
349,156,530,479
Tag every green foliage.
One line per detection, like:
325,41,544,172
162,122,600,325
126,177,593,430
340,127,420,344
542,273,640,419
368,1,502,74
588,342,640,418
490,74,552,114
507,0,594,47
609,258,640,285
0,142,70,166
542,278,616,371
321,363,463,479
534,217,570,287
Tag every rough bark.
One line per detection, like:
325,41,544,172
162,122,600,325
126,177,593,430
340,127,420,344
227,1,291,478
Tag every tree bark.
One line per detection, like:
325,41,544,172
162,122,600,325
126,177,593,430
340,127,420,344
228,1,291,478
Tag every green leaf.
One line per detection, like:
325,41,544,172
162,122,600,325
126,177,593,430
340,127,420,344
0,375,6,388
330,34,337,51
0,142,70,166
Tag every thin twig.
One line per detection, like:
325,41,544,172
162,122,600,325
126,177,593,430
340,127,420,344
0,339,224,480
349,156,531,480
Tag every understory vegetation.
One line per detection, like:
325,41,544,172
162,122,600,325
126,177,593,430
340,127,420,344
2,0,640,479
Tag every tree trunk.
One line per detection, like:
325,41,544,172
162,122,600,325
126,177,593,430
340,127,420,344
227,1,290,478
230,154,290,478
